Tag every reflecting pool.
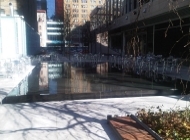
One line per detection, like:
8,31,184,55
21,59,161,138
3,61,182,104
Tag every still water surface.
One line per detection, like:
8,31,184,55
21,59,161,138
4,62,180,103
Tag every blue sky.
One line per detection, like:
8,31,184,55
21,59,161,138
47,0,55,19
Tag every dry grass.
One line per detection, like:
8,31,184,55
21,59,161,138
136,105,190,139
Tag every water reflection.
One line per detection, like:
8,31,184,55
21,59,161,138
96,63,108,75
3,61,180,104
8,77,28,96
32,61,178,95
39,63,48,90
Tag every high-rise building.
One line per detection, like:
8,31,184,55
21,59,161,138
46,20,64,51
0,0,40,57
36,0,64,50
37,10,47,47
64,0,105,46
55,0,63,20
90,0,190,57
43,0,64,51
36,0,47,11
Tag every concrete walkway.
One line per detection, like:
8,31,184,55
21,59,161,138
0,58,190,139
0,95,189,140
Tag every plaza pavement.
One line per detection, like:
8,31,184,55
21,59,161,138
0,57,190,139
0,95,189,140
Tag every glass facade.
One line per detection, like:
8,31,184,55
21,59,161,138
47,21,64,48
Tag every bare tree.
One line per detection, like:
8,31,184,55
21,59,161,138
63,3,73,55
81,22,91,52
90,5,109,54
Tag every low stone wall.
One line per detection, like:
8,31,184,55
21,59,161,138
0,65,35,103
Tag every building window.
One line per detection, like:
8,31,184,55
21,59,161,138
81,14,88,18
0,9,5,15
73,14,79,18
66,4,70,8
143,0,150,4
74,19,79,23
91,0,96,4
125,2,127,13
139,0,150,6
129,0,131,12
91,5,95,9
73,4,79,8
81,9,87,13
73,9,79,12
72,25,76,28
134,0,137,9
81,5,88,8
81,0,87,3
72,0,78,3
82,19,87,23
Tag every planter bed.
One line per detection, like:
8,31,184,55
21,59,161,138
107,115,162,140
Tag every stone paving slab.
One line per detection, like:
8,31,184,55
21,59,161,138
0,95,188,140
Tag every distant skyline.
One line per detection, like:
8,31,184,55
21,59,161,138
47,0,55,19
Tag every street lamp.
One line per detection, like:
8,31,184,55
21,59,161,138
9,3,14,16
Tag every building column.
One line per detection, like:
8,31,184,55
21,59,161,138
189,22,190,41
106,0,108,24
128,0,131,12
126,0,129,13
116,0,118,17
122,32,126,56
108,35,112,56
153,25,155,54
131,0,134,11
109,0,112,22
94,31,97,54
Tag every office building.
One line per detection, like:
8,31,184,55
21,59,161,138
37,0,65,51
0,0,40,57
36,0,47,11
0,16,40,58
37,10,47,47
90,0,190,57
46,20,64,51
64,0,105,47
0,0,38,31
47,0,64,51
55,0,64,20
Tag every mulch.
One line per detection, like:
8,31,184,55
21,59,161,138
107,116,156,140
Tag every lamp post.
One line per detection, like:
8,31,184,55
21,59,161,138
68,22,70,60
99,21,102,55
9,3,14,16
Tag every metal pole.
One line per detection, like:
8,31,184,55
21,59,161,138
153,25,155,54
95,31,96,54
122,32,125,57
99,9,101,55
67,10,70,60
